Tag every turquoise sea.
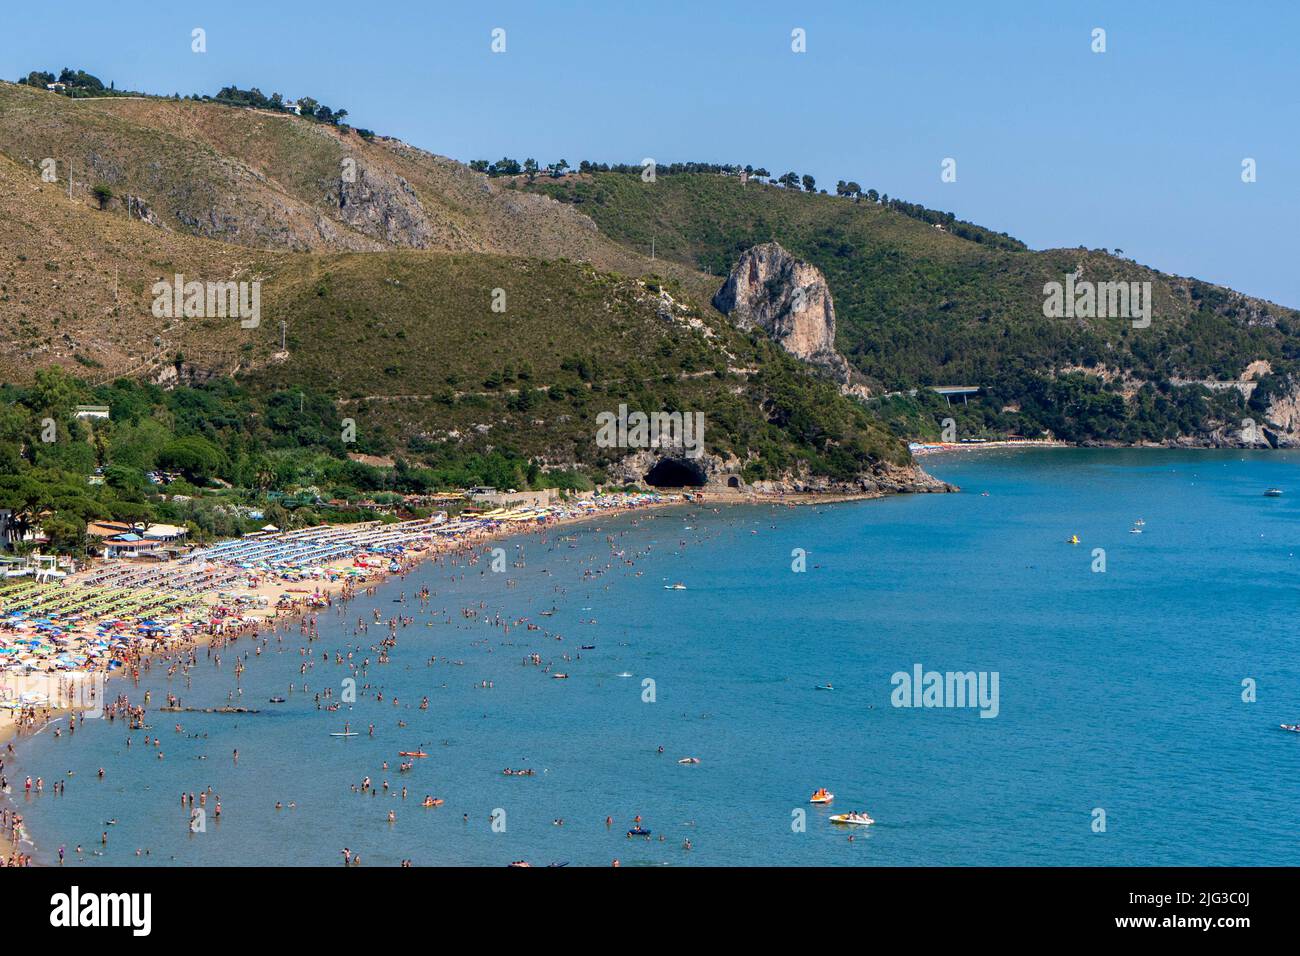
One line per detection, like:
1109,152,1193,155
9,449,1300,866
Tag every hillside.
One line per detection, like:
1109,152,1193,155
529,171,1300,446
0,79,939,527
6,63,1300,515
0,81,696,278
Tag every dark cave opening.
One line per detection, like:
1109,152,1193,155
644,457,708,487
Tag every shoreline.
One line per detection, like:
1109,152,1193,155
0,492,688,863
909,439,1071,456
0,488,876,747
0,481,952,864
911,438,1299,456
3,487,890,863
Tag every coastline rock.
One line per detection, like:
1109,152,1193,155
606,447,737,489
713,241,862,392
1261,376,1300,447
606,447,956,497
748,460,956,496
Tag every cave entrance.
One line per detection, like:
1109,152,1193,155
644,457,708,487
726,476,742,489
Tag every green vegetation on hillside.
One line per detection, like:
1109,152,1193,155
528,163,1024,249
17,68,129,97
6,67,1295,454
248,251,906,479
528,171,1300,443
1,245,912,554
0,367,594,555
16,67,355,128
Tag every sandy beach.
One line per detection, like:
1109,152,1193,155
0,490,684,864
0,482,952,863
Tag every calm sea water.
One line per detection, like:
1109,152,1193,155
10,449,1300,866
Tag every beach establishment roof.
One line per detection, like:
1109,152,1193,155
143,523,188,539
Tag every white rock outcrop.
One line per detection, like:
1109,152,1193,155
712,241,858,389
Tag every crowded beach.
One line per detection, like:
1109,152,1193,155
0,491,667,738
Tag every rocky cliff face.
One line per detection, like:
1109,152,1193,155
1262,377,1300,447
747,459,955,496
606,447,955,496
1169,363,1300,448
324,166,437,248
713,241,860,391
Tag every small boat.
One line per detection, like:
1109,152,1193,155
617,671,633,678
664,583,687,590
1280,724,1300,734
329,731,358,737
829,811,875,826
1129,527,1143,534
1265,488,1283,497
627,827,651,837
815,683,833,691
1067,535,1080,545
399,751,428,758
508,860,532,867
677,756,700,764
268,696,286,703
580,644,596,650
552,673,569,679
809,788,834,804
1134,518,1145,526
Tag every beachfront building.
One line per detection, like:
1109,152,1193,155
142,523,188,545
86,521,189,559
102,534,162,559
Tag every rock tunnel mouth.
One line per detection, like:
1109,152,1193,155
643,457,708,488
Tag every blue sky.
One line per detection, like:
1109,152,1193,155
5,0,1297,305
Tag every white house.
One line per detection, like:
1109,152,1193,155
142,523,188,544
87,521,188,558
103,534,161,559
